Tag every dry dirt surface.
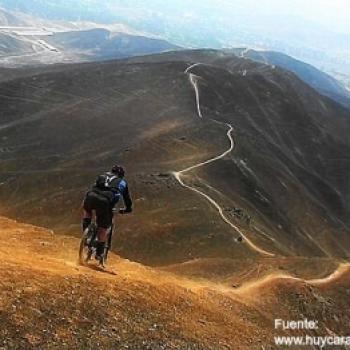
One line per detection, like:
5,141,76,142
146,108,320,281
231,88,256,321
1,216,350,350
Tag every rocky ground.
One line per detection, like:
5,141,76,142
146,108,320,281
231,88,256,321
0,216,349,349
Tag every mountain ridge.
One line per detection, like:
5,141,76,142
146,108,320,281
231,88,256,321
232,48,350,108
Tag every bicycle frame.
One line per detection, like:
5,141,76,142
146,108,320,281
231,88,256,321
79,211,116,266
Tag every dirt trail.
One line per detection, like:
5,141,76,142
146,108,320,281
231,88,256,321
0,216,231,293
172,62,350,288
307,263,350,286
174,63,274,257
1,215,348,296
235,263,350,296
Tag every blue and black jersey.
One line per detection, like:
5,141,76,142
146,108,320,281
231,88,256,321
109,177,132,209
90,172,132,210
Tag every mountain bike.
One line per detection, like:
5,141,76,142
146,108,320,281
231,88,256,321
79,212,115,268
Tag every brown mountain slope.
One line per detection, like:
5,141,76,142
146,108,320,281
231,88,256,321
1,217,350,350
1,50,350,266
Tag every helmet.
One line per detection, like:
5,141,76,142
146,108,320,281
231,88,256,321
111,164,125,178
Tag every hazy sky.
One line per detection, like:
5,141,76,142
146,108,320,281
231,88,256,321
2,0,350,36
134,0,350,34
240,0,350,34
105,0,350,35
1,0,349,73
3,0,350,34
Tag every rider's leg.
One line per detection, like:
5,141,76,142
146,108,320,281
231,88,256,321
82,210,92,232
95,202,113,260
97,227,109,242
95,227,109,258
82,196,93,232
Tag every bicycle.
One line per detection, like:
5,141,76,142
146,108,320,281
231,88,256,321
79,210,116,268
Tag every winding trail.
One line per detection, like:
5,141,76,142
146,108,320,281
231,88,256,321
174,62,350,285
237,263,350,294
307,263,350,286
173,63,274,257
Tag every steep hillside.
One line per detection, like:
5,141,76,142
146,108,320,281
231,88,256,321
1,217,350,349
232,48,350,108
0,50,350,267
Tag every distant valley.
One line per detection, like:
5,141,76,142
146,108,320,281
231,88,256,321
2,0,350,88
1,7,349,111
0,7,179,67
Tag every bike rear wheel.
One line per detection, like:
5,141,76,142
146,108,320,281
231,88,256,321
79,224,97,265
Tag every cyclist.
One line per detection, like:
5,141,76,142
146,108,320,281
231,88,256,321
82,164,133,263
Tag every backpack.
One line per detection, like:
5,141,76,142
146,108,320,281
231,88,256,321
95,173,120,192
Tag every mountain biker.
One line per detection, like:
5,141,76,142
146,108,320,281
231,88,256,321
82,164,133,262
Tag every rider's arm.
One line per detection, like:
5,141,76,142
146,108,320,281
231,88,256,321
118,180,133,213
